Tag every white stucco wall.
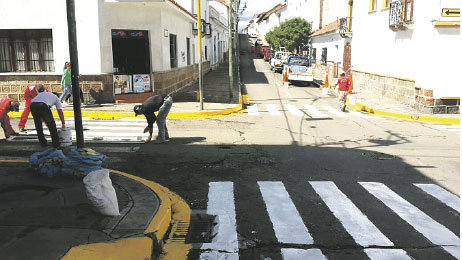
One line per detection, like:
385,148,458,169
351,0,460,97
0,0,101,75
99,0,195,73
312,33,345,63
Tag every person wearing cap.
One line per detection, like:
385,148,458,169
0,97,20,139
30,85,66,148
134,94,172,143
334,71,351,112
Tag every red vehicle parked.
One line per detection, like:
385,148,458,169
259,46,271,58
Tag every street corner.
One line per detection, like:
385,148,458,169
109,170,192,260
346,97,460,125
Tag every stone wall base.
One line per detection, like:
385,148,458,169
0,61,212,104
352,70,459,114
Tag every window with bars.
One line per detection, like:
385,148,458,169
311,48,316,62
170,34,177,68
0,29,54,72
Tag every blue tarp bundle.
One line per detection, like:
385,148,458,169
29,148,106,178
61,148,106,178
29,148,65,178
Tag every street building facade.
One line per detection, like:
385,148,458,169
0,0,229,103
351,0,460,113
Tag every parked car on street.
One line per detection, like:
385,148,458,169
264,50,274,62
259,46,271,58
270,51,291,73
283,56,313,85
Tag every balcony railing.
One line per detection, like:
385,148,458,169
389,0,413,30
339,17,352,38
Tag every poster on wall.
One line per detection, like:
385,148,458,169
133,74,151,93
113,75,132,94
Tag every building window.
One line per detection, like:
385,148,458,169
169,34,177,68
321,48,327,65
186,37,191,65
311,48,316,62
369,0,377,12
403,0,413,23
204,45,208,61
0,29,54,72
382,0,391,9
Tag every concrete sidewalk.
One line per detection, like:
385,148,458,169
0,160,158,259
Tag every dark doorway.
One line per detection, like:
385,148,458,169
112,30,150,74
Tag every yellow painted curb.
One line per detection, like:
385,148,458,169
8,104,244,120
61,237,152,260
347,98,460,125
0,160,192,260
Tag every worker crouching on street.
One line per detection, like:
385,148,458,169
134,94,173,143
334,71,351,112
0,97,20,140
30,85,66,148
18,84,42,132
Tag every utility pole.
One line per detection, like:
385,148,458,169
197,0,204,110
228,0,234,98
66,0,84,148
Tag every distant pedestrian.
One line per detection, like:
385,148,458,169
59,62,72,104
133,94,173,143
0,98,19,140
18,84,41,132
334,71,350,112
31,85,66,148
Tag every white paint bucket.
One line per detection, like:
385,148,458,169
58,128,72,146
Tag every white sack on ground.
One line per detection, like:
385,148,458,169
83,168,120,216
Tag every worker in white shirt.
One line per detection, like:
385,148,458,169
30,85,66,148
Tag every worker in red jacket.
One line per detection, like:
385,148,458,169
0,97,20,139
334,72,351,112
18,84,40,131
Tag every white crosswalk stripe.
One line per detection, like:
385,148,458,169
258,181,314,244
200,181,458,259
200,182,238,259
284,104,304,116
20,118,154,142
303,105,328,118
310,181,394,247
414,184,460,212
432,125,460,135
364,249,412,260
322,105,349,118
265,104,281,116
360,182,460,259
281,248,326,260
245,103,373,119
247,104,260,116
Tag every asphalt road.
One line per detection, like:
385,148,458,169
1,37,459,260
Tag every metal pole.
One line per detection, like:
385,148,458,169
228,0,234,98
197,0,204,110
66,0,84,148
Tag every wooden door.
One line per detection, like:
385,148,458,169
343,42,351,76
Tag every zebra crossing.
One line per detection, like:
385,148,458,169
431,124,460,135
14,117,152,143
246,103,369,119
199,181,460,259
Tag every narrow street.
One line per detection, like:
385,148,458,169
2,34,459,259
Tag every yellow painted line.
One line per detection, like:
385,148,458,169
0,159,191,260
347,98,460,125
0,159,28,163
8,104,244,119
434,21,460,27
61,237,152,260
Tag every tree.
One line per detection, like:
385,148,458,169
265,17,312,53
